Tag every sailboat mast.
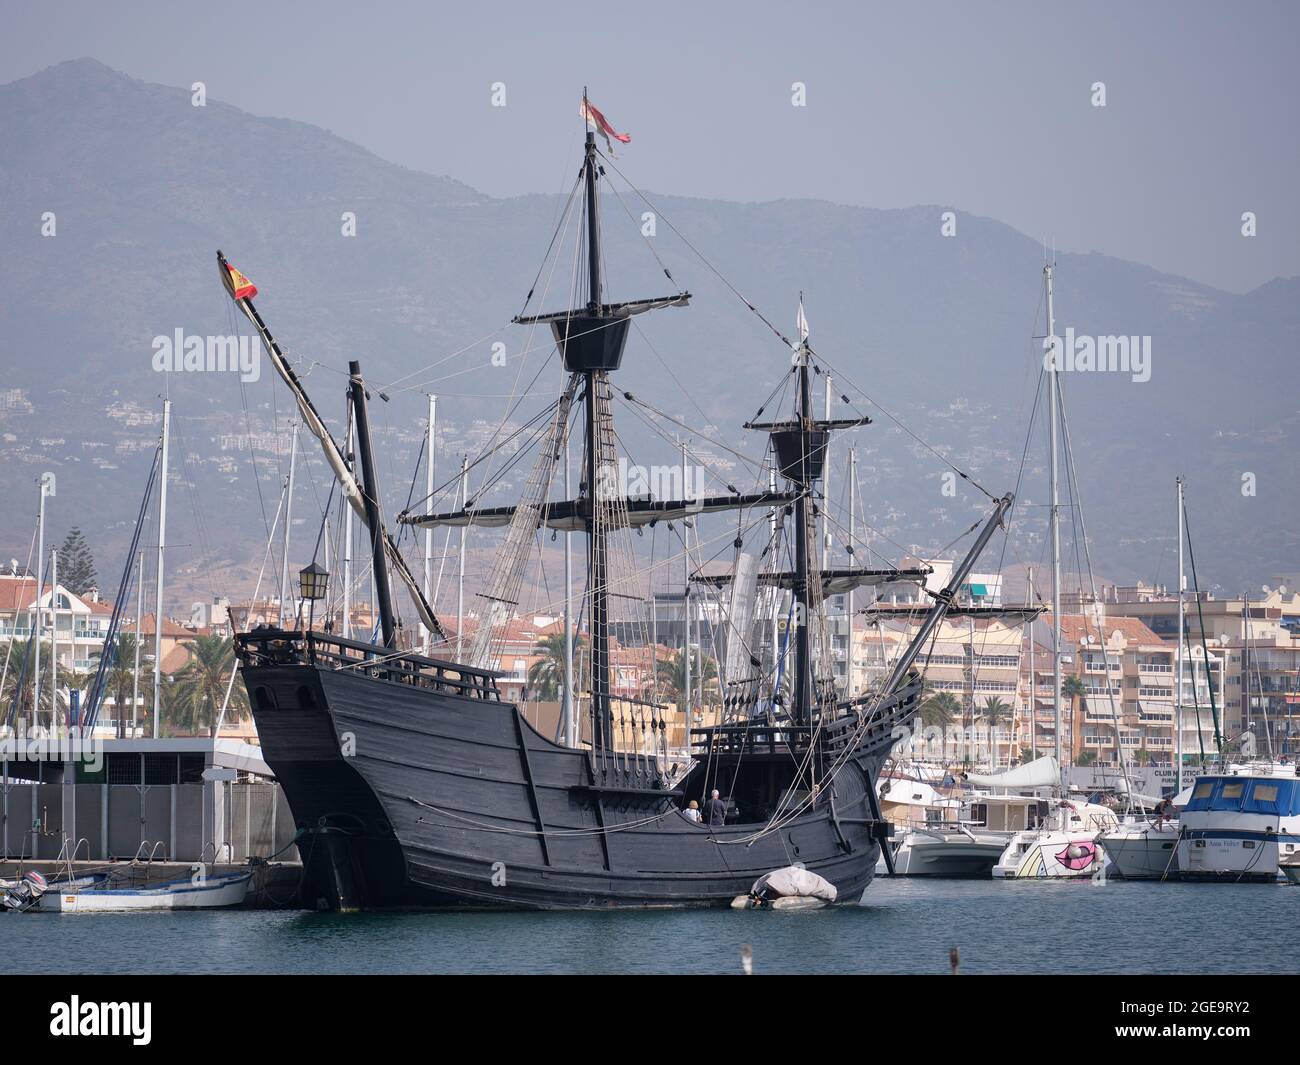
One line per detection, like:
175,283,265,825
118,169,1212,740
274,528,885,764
152,398,170,739
1044,264,1063,770
847,446,856,692
1027,566,1036,759
34,474,48,730
349,361,396,647
278,421,300,626
49,548,58,730
457,457,467,659
1176,475,1185,791
793,354,814,726
132,550,144,735
423,394,437,653
682,439,691,720
342,408,354,639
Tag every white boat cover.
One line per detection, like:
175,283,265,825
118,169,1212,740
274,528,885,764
965,755,1061,790
751,866,838,902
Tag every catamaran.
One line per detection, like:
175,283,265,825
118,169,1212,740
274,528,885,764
215,100,1014,910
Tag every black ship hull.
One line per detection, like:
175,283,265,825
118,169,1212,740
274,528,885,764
243,637,912,911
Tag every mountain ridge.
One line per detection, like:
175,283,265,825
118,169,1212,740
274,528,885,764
1,57,1296,609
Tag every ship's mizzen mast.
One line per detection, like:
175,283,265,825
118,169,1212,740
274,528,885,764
215,251,446,643
743,319,875,728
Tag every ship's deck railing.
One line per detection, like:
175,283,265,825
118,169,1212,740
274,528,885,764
235,627,501,701
691,675,923,759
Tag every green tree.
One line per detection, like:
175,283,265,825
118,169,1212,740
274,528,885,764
163,635,247,737
57,527,97,595
982,696,1012,731
90,633,144,736
1,637,57,729
525,631,584,701
653,649,718,708
1062,675,1088,765
919,687,961,729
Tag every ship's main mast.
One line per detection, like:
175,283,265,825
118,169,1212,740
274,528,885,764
580,127,613,748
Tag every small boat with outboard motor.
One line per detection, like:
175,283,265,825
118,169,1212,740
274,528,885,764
34,870,253,912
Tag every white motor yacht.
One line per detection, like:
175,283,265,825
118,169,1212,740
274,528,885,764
1175,765,1300,882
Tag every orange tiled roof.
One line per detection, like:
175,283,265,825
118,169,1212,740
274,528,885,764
1057,614,1164,646
135,613,195,639
0,578,39,611
159,644,193,674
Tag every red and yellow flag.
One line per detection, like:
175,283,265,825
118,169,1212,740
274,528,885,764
224,262,257,301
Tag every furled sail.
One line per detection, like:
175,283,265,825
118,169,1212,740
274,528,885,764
694,566,932,595
722,549,760,686
399,491,798,530
216,252,447,641
467,375,579,669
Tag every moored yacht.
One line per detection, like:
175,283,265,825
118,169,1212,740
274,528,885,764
1099,816,1181,880
1175,768,1300,882
991,797,1118,879
879,761,1058,878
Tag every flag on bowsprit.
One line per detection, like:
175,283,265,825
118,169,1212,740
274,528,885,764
580,98,631,154
221,261,258,301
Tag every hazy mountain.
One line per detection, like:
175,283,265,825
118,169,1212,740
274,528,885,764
1,58,1296,612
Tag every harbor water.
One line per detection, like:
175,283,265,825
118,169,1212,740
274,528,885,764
8,878,1296,975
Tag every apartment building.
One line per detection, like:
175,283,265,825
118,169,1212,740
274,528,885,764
1037,613,1222,768
853,608,1025,765
1091,582,1299,755
0,573,113,673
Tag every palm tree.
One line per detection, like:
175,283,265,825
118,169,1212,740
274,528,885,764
1062,674,1087,765
90,633,143,736
0,637,56,730
981,695,1013,764
919,686,961,729
525,632,584,701
164,635,247,737
653,650,718,709
982,695,1012,731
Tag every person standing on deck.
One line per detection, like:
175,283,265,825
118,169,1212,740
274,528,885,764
706,789,727,827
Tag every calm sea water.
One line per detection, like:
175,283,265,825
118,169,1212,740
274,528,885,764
8,879,1296,975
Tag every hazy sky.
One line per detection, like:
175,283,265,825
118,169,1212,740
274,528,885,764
4,0,1296,292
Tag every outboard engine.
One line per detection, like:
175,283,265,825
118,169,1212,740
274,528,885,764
2,870,49,912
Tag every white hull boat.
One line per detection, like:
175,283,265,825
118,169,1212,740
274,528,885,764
37,871,253,912
1099,819,1180,879
884,827,1009,877
992,798,1117,880
1176,772,1300,883
991,830,1109,879
1282,854,1300,886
